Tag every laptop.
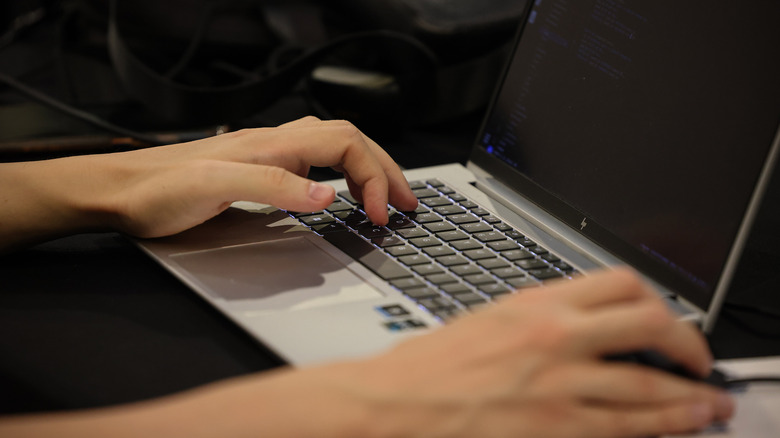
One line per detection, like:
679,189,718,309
136,0,780,366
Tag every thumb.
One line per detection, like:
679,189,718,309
247,165,335,213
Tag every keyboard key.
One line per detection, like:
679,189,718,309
432,307,465,322
358,226,392,239
342,210,369,227
424,222,456,233
438,186,455,195
491,267,526,279
409,237,442,248
337,190,359,205
516,259,549,270
541,253,561,263
312,222,348,234
507,277,542,289
478,283,511,297
487,240,521,252
407,180,428,190
387,214,416,230
518,237,537,247
477,258,511,270
405,287,439,299
482,215,502,224
427,179,444,187
413,264,445,276
464,274,497,286
449,193,467,202
493,222,512,232
326,201,353,212
300,214,335,226
448,213,480,224
470,208,491,217
459,200,479,209
436,254,469,267
385,245,418,257
464,248,497,260
528,268,564,280
529,246,549,256
453,292,488,307
450,264,484,276
422,197,452,207
501,249,535,261
460,222,493,233
418,297,456,311
372,236,404,247
426,273,459,285
396,227,429,239
434,205,467,216
451,239,483,251
504,230,525,240
413,188,440,198
437,230,469,242
474,231,505,242
391,278,426,290
399,254,431,266
413,213,444,224
423,246,456,258
441,283,472,295
553,261,574,271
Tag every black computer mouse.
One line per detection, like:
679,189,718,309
607,350,731,389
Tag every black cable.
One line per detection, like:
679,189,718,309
0,7,46,51
165,0,216,80
0,71,164,146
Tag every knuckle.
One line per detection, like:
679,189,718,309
529,318,577,352
331,120,363,141
260,165,290,187
640,300,675,333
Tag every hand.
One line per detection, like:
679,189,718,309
0,117,418,250
0,270,734,438
103,116,418,237
308,269,734,438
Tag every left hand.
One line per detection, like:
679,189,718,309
0,117,418,250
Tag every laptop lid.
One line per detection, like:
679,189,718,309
468,0,780,331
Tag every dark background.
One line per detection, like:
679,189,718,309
1,0,779,415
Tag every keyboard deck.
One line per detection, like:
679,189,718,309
288,179,579,321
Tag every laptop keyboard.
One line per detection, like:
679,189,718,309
288,179,579,322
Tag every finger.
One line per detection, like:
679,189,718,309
355,133,418,212
203,162,336,213
573,299,713,376
573,400,733,438
266,122,395,224
547,268,656,309
547,362,731,409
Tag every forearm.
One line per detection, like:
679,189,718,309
0,157,117,253
0,365,376,438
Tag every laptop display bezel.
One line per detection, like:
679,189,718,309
467,1,780,316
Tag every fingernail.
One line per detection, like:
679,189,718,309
309,182,333,202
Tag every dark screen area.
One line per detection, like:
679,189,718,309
480,0,780,297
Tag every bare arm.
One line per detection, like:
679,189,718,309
0,270,734,438
0,117,418,252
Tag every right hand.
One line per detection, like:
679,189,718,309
320,269,734,438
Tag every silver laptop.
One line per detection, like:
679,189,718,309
136,0,780,366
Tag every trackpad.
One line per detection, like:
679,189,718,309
170,237,383,311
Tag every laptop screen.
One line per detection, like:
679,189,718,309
472,0,780,310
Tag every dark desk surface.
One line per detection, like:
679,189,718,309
2,226,780,415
